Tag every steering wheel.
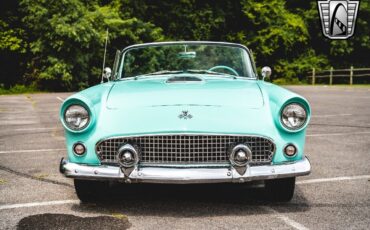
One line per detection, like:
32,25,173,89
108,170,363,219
208,65,239,76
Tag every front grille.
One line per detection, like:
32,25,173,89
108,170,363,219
96,135,275,165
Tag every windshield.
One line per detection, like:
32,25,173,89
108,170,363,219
119,43,256,79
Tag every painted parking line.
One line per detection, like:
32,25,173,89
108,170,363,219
261,206,309,230
311,113,352,118
0,174,368,211
0,200,79,211
56,96,65,102
307,131,370,137
0,148,66,154
0,199,309,230
297,175,370,185
13,127,57,131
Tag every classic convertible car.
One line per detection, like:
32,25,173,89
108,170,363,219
59,41,311,202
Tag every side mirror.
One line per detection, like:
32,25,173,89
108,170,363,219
261,66,272,81
103,67,112,80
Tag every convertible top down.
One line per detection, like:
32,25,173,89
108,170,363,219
59,41,311,202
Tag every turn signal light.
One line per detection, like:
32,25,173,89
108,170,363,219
284,144,297,157
73,143,86,155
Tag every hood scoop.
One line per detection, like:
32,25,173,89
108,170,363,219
166,76,203,83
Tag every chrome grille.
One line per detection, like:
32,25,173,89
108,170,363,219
96,135,275,165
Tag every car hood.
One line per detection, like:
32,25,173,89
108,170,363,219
92,76,277,136
106,76,264,109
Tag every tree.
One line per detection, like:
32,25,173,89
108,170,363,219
1,0,369,90
0,0,28,88
20,0,163,91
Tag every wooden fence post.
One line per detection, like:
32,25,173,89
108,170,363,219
312,68,315,85
329,67,333,85
350,66,353,85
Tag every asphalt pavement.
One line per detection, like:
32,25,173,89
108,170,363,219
0,86,369,229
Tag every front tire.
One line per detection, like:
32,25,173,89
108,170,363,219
264,177,295,202
74,179,109,203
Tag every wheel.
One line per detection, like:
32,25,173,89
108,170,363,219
264,177,295,202
74,179,109,203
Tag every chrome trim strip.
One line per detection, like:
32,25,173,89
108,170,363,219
97,133,276,141
60,157,311,184
95,133,276,151
122,41,251,53
139,163,231,168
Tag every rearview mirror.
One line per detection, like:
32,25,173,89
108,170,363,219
178,51,196,59
261,66,272,81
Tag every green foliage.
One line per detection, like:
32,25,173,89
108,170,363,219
272,78,302,85
0,84,39,95
232,0,312,81
0,0,369,91
238,0,308,57
274,49,329,81
18,0,164,91
126,0,231,41
0,20,27,53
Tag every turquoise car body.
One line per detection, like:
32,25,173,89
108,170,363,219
59,41,311,192
60,75,310,166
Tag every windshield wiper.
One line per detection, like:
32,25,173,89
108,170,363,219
186,69,237,78
133,70,184,79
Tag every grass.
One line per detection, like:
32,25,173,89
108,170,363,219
271,79,370,87
33,173,49,179
111,213,128,220
0,84,41,95
323,84,370,88
272,77,370,87
283,84,370,88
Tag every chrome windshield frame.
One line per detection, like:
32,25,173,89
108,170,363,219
116,41,258,80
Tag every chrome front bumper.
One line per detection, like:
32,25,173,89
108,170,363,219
60,157,311,184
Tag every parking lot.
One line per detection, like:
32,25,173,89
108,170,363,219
0,86,369,230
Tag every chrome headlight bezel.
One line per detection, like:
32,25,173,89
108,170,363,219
63,104,90,131
280,103,308,131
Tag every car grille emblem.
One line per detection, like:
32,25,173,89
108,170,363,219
178,110,193,119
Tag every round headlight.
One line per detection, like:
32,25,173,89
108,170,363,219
281,103,307,130
64,105,90,131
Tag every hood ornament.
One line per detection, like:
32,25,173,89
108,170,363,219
178,110,193,120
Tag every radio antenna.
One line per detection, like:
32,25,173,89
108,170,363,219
101,28,109,83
